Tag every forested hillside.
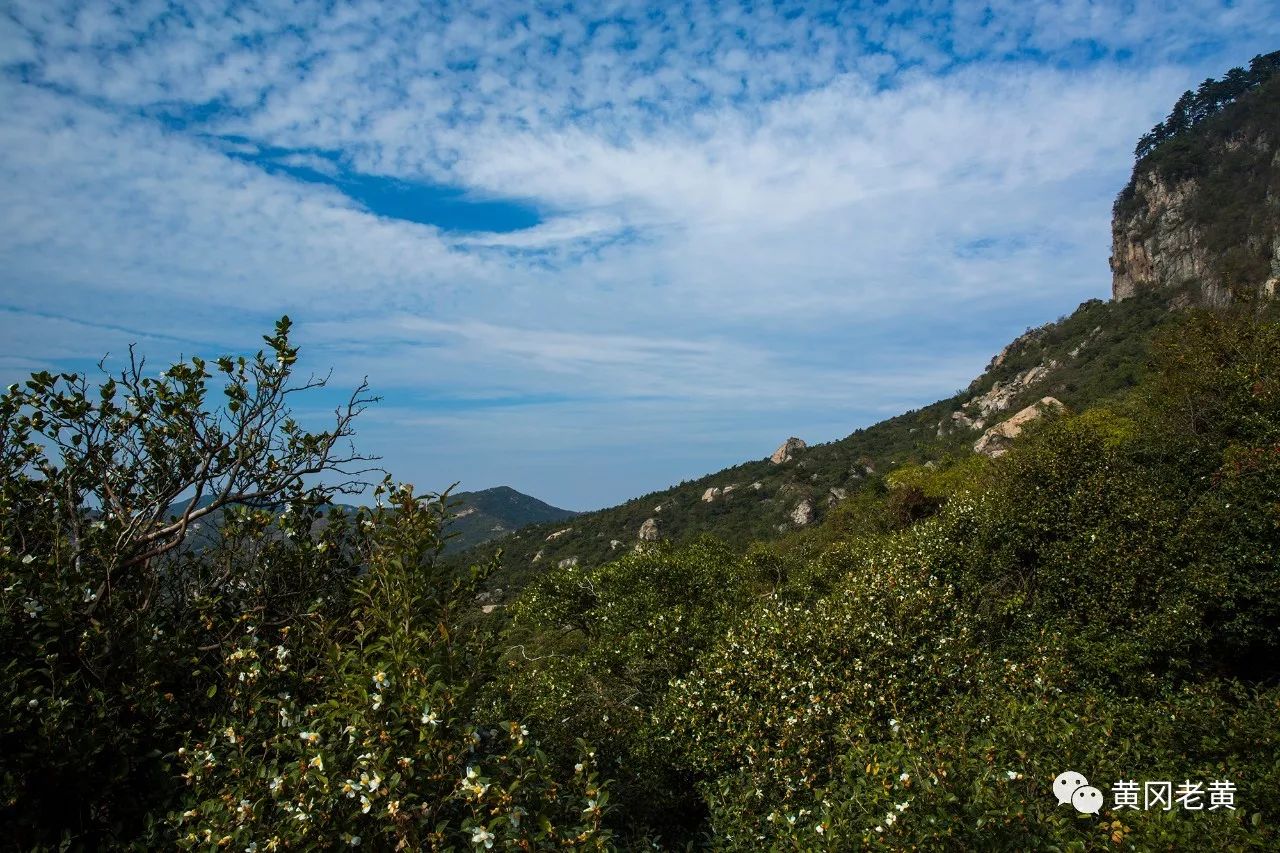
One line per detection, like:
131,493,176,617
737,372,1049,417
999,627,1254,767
459,288,1180,597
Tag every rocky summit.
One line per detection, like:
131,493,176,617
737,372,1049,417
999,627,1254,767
769,437,807,464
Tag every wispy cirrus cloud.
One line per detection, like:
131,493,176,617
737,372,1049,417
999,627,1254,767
2,0,1278,508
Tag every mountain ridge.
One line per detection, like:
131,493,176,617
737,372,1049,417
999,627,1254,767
456,55,1280,597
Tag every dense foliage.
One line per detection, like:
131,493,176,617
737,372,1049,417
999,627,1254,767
3,301,1279,849
0,324,605,849
494,305,1280,848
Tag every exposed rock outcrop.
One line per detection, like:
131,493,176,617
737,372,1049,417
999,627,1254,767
986,328,1046,371
1110,173,1229,303
968,361,1058,418
557,556,578,569
701,484,737,502
827,487,847,506
974,397,1065,458
1110,95,1280,306
638,518,660,541
545,527,572,541
790,499,815,526
770,437,806,464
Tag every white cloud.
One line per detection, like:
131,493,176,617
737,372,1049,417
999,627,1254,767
3,0,1278,506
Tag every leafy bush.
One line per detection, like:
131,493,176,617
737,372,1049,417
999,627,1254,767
493,539,757,842
173,484,608,850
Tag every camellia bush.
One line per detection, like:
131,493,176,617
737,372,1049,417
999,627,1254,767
173,482,610,851
493,539,756,843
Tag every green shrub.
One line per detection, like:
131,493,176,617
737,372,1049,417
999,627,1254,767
173,484,608,850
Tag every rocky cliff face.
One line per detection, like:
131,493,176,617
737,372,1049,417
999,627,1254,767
1110,77,1280,305
1110,171,1235,304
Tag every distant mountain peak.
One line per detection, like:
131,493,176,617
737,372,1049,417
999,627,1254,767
443,486,576,554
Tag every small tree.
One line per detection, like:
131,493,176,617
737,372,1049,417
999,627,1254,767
0,317,380,846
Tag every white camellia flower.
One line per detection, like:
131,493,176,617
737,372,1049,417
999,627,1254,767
470,827,495,849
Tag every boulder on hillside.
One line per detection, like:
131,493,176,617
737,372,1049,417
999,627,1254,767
974,397,1065,458
701,484,738,502
790,499,815,526
545,527,572,541
770,437,807,464
950,410,984,431
638,518,660,541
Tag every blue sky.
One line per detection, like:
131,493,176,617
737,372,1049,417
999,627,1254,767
1,1,1277,510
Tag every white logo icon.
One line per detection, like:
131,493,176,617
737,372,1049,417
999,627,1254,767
1072,785,1104,815
1053,770,1089,807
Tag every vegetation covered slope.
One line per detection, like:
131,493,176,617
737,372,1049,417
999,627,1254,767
460,290,1181,598
5,301,1278,850
492,304,1280,849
